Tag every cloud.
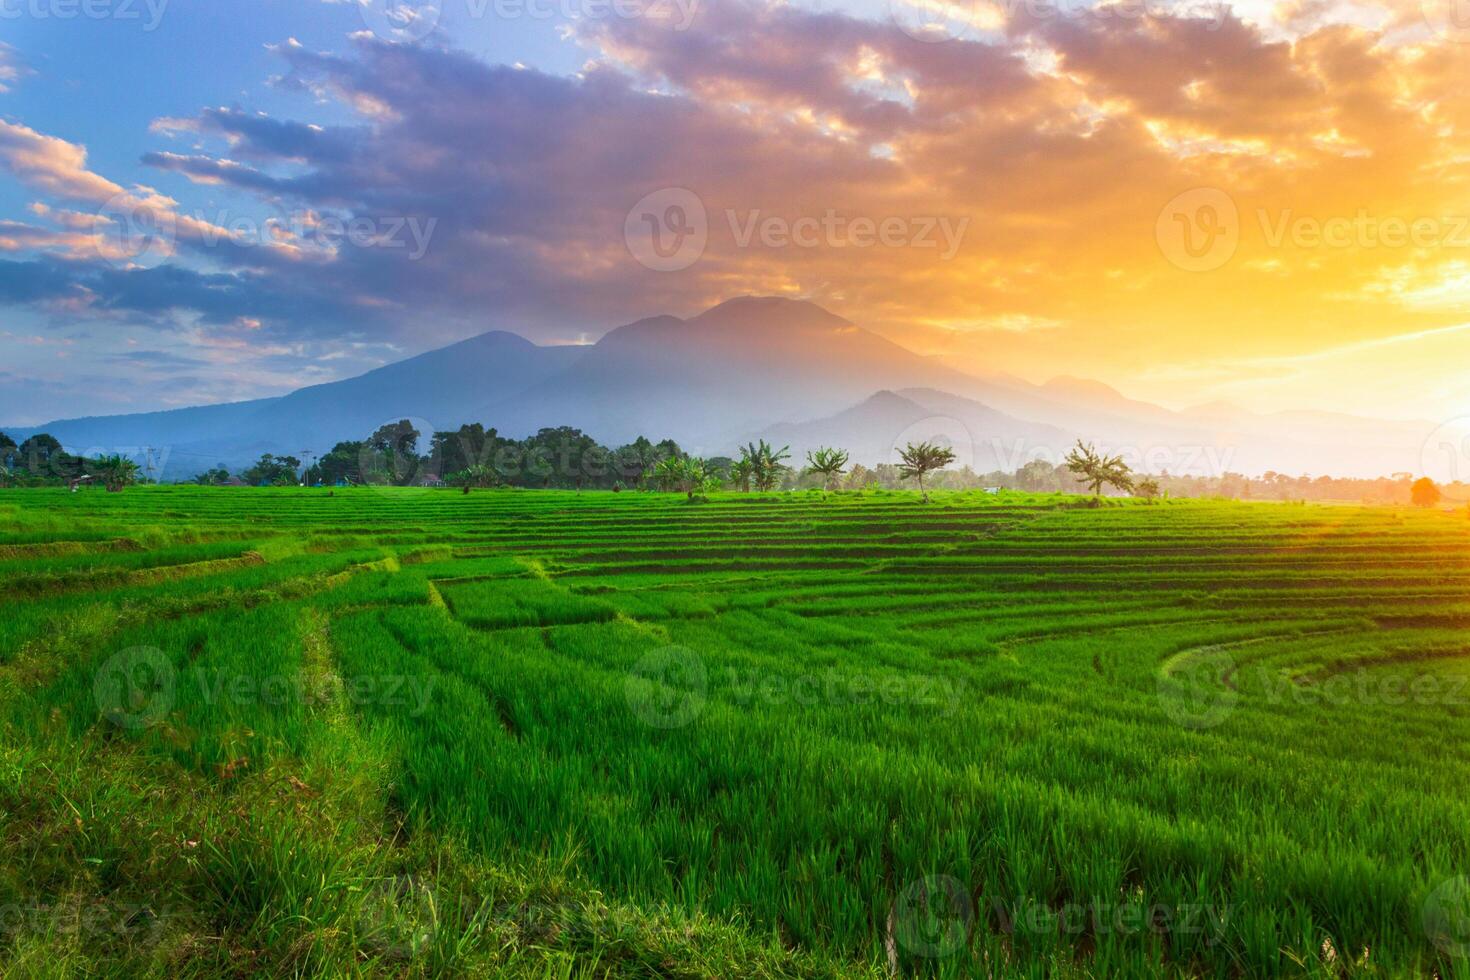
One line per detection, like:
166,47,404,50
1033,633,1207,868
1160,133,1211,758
0,0,1466,420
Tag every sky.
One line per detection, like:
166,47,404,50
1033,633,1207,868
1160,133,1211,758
0,0,1466,427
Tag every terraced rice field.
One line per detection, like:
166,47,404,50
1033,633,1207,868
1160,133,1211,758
3,486,1470,978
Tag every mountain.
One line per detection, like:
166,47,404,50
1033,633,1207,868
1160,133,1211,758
761,389,1078,471
477,297,988,450
2,296,1441,480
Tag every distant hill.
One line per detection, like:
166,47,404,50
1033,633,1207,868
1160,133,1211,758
2,296,1440,480
760,389,1078,471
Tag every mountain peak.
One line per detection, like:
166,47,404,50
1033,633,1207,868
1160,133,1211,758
693,296,853,331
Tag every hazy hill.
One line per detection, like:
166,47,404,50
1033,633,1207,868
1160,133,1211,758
2,296,1440,480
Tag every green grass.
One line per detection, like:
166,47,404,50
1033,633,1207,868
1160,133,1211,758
2,486,1470,977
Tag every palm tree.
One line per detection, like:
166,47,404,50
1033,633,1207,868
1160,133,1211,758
92,455,140,492
452,464,500,494
1065,441,1134,500
730,456,755,493
805,447,850,491
897,442,956,503
743,440,791,491
654,456,716,501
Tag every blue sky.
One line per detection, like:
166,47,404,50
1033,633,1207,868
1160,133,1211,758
1,0,1467,428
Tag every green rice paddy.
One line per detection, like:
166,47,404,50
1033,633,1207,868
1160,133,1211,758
2,486,1470,978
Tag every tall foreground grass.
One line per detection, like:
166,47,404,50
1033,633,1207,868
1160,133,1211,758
2,486,1469,977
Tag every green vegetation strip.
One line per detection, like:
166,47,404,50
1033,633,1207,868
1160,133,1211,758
2,485,1469,978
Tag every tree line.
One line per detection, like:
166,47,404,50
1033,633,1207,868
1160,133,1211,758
4,419,1461,507
0,432,141,491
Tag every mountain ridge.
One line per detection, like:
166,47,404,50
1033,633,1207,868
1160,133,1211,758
3,297,1439,480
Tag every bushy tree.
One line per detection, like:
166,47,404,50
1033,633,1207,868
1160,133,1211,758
1411,477,1443,508
1065,441,1133,499
740,441,790,491
89,455,140,492
243,454,301,486
897,441,956,502
652,455,718,501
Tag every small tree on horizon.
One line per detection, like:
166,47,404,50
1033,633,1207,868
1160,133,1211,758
1065,441,1134,500
897,442,956,503
805,447,850,491
451,464,500,494
92,455,140,493
730,455,755,492
1411,476,1443,508
1134,476,1161,501
654,456,719,502
741,441,791,491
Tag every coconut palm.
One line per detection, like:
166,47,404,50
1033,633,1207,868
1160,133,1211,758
91,455,140,492
897,442,956,503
